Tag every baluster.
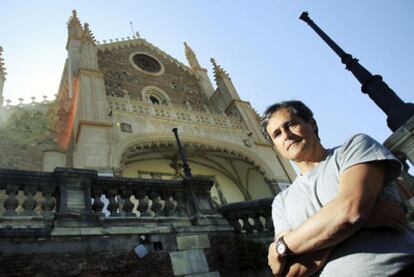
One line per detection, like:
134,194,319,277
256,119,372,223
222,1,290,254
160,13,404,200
136,191,150,217
230,215,243,233
91,188,104,216
107,189,120,216
3,184,20,216
22,184,37,216
149,191,163,216
121,190,134,216
242,214,254,233
174,191,187,217
162,191,176,217
253,213,264,233
40,185,55,219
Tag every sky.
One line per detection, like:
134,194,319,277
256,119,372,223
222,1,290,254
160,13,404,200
0,0,413,149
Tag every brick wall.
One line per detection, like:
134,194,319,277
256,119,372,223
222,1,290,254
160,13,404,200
0,251,173,277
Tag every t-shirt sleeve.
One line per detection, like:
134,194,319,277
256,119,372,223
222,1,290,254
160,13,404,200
271,194,292,236
338,133,401,183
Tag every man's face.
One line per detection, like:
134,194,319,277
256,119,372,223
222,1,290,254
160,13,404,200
265,108,318,162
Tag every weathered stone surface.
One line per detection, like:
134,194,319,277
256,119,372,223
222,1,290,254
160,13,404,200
98,43,210,112
170,249,209,276
177,234,211,250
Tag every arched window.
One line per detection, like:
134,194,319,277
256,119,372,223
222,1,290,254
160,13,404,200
149,95,161,105
141,86,170,105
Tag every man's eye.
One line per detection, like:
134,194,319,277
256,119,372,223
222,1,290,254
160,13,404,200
273,131,281,138
287,121,298,129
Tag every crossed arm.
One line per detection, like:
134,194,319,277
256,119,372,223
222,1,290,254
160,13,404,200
268,161,406,276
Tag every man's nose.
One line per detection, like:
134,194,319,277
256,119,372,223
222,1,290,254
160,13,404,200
280,126,292,141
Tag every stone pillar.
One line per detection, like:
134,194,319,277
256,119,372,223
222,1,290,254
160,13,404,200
54,167,99,227
43,150,67,172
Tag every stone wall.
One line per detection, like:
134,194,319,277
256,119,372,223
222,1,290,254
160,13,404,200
0,168,274,277
0,232,243,277
0,235,174,277
98,42,212,112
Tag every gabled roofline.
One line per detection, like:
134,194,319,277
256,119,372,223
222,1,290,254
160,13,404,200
97,37,199,78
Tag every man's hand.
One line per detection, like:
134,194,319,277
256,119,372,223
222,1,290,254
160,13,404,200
268,241,287,276
283,247,335,277
365,197,406,231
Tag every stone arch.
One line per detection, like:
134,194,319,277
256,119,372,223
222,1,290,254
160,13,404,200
111,133,275,181
141,86,170,105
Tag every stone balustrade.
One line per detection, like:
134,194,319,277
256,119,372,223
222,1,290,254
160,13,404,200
0,167,218,235
0,167,277,239
218,197,274,236
92,176,215,219
108,95,246,130
0,169,57,235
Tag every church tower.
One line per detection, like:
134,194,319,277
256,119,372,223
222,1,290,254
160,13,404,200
53,11,296,203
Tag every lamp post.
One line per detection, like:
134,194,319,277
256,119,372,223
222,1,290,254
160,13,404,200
172,128,192,178
300,11,414,132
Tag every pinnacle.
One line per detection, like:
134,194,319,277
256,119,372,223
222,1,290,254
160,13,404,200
210,58,229,80
67,9,83,40
82,23,96,43
67,9,81,27
184,42,201,69
0,46,6,76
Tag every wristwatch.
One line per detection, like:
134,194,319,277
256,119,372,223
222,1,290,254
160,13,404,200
275,236,289,257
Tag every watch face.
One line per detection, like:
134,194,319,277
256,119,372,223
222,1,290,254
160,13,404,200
277,243,287,255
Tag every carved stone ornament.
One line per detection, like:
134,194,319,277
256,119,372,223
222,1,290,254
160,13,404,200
120,123,132,133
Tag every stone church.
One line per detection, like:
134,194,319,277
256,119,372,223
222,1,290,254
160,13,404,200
0,10,297,276
0,10,295,205
1,10,414,277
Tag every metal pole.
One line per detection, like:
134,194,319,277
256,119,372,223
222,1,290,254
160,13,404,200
172,128,192,178
300,11,414,132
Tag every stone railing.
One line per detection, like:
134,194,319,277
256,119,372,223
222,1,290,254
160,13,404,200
0,167,218,235
0,169,57,235
92,175,216,220
108,96,246,130
218,198,274,237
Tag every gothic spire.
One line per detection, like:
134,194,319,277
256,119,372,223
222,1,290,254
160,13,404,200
67,10,83,40
82,23,96,44
0,46,6,106
210,58,230,81
0,46,6,77
184,42,201,70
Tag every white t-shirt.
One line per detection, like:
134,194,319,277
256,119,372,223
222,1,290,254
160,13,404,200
272,134,414,276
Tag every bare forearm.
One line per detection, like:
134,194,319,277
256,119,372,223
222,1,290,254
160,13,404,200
283,162,385,255
284,196,366,254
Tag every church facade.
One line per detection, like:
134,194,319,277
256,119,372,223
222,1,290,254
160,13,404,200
0,10,295,206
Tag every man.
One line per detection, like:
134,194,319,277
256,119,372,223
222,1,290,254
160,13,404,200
261,100,414,276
